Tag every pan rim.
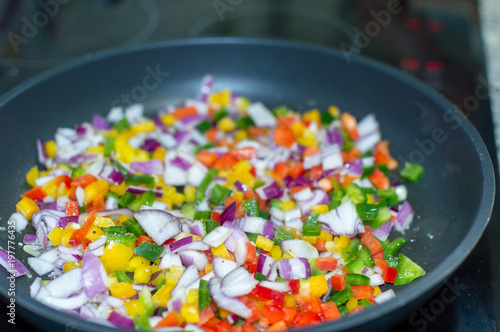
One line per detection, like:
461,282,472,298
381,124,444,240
0,37,495,331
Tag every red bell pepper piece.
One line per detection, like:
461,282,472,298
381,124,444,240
68,210,97,246
248,285,284,307
65,201,80,217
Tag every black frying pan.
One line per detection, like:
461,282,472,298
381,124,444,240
0,38,495,332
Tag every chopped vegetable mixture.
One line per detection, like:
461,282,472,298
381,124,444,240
2,76,426,331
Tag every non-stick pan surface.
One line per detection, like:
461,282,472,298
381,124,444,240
0,38,495,332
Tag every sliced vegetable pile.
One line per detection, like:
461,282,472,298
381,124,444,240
2,76,426,331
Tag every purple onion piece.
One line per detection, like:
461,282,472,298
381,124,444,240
92,114,111,130
171,156,192,171
23,234,38,244
220,202,237,223
169,236,193,252
141,138,161,153
108,311,135,329
0,248,29,277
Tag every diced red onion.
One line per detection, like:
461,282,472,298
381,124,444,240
172,265,199,296
0,248,29,277
45,267,82,298
256,181,282,200
322,144,343,171
208,278,252,319
57,216,78,228
280,239,319,259
356,130,381,153
99,165,125,185
141,138,161,153
247,102,276,128
325,127,343,147
372,220,392,242
267,261,279,281
130,160,164,175
262,221,274,240
257,254,275,277
10,212,28,233
134,210,181,245
283,208,301,222
37,137,48,164
394,201,414,234
108,310,135,329
220,202,237,223
82,252,109,298
233,181,247,192
293,187,314,201
179,250,208,271
345,158,363,176
189,220,206,237
91,114,111,130
32,209,66,230
171,156,192,171
36,222,48,250
23,234,38,244
169,236,193,252
212,256,239,278
296,189,330,215
222,221,249,253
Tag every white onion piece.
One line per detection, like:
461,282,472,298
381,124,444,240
82,252,109,298
208,278,252,319
259,281,290,293
10,212,28,233
293,187,314,201
179,251,208,271
28,257,55,276
41,291,88,311
134,210,181,245
280,239,319,258
318,200,364,237
374,289,396,305
172,265,199,297
246,102,276,127
237,217,266,234
76,186,85,207
267,261,279,281
369,274,385,286
221,267,258,297
30,277,42,298
212,256,239,278
159,253,183,270
45,267,82,298
233,237,248,265
203,226,233,248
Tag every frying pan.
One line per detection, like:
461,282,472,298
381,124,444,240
0,38,495,331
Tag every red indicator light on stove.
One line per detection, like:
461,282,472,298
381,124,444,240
400,58,420,70
426,20,445,32
425,61,444,71
403,18,423,30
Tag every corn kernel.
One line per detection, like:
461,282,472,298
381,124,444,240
45,140,57,158
255,235,274,252
271,246,282,261
16,197,40,220
310,204,329,214
218,116,236,132
134,266,152,284
26,166,39,187
47,227,63,246
346,298,358,311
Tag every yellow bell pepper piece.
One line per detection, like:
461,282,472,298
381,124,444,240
301,235,319,245
110,282,137,299
209,89,231,107
235,130,248,141
84,180,109,205
63,261,81,273
325,241,335,253
45,140,57,158
130,120,155,134
114,215,130,226
205,263,213,274
42,180,57,197
152,283,175,308
110,182,127,196
297,136,317,147
346,298,358,311
26,166,39,187
303,109,321,124
281,253,294,260
165,265,185,286
284,294,297,307
100,241,134,273
235,96,250,113
152,146,167,161
160,113,176,126
186,289,199,305
126,256,151,272
308,275,328,297
85,224,105,241
281,201,295,212
255,235,274,252
271,246,282,261
373,286,382,297
328,105,340,117
124,299,146,317
134,267,152,284
85,145,104,155
310,205,329,214
183,186,196,202
16,197,40,220
333,235,350,253
290,122,306,138
181,303,199,323
218,116,236,132
47,227,64,246
211,243,232,260
319,231,333,242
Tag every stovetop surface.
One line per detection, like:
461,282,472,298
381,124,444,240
0,0,498,331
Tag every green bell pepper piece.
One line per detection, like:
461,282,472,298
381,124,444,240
203,220,219,234
195,167,217,204
341,239,360,262
243,199,260,217
344,258,366,274
134,241,164,262
115,270,133,283
123,219,146,237
114,117,130,132
302,212,321,236
209,184,233,205
128,191,155,212
356,203,379,222
394,253,426,286
358,245,375,269
330,285,354,306
345,273,370,286
400,162,424,183
199,279,211,311
125,175,155,189
273,226,295,245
